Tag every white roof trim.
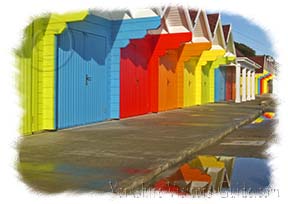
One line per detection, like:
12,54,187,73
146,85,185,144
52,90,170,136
184,8,194,32
226,25,236,55
89,8,158,20
225,25,231,44
237,57,262,69
129,9,158,18
224,52,236,57
210,13,226,50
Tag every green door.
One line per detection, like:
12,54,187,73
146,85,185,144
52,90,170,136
201,62,211,104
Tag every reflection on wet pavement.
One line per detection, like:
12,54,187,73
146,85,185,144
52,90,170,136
152,155,270,195
17,110,275,194
18,162,151,193
252,112,275,124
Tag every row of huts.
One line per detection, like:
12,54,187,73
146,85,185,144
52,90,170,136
17,7,276,135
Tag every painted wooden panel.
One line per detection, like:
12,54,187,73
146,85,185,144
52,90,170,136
147,33,192,113
105,16,161,119
184,57,198,107
120,40,151,118
120,31,191,117
57,29,109,129
17,11,89,135
201,62,212,104
18,12,161,134
225,66,234,101
268,79,273,93
180,43,212,107
214,67,226,102
183,49,225,106
231,68,236,100
158,50,179,111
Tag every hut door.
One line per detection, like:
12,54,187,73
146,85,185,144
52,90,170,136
57,29,108,129
159,50,178,111
201,63,210,104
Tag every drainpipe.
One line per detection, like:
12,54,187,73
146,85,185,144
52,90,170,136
235,64,241,103
242,67,247,102
247,69,251,101
251,71,255,100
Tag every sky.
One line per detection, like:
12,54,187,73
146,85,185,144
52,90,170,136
219,12,275,57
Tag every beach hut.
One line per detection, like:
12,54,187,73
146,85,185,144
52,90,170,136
17,9,161,133
120,7,192,117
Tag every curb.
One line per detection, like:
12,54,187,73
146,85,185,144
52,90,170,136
115,100,270,194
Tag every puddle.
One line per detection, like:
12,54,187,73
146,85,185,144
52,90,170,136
252,112,275,124
151,155,271,195
243,112,275,129
223,157,270,193
18,162,136,192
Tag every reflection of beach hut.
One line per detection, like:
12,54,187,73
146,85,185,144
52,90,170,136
167,163,212,193
154,179,184,194
216,156,235,188
188,155,227,192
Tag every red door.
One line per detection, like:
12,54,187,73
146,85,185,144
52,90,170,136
226,67,235,101
231,68,236,100
120,40,150,118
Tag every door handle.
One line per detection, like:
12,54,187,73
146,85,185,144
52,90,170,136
85,74,92,86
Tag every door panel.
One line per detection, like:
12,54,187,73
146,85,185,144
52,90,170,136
226,67,235,101
201,62,211,104
159,50,178,111
184,58,197,107
220,67,226,101
57,29,108,129
214,68,220,102
120,40,150,118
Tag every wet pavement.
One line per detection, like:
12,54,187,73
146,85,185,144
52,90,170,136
149,110,276,195
150,156,271,195
196,111,276,158
17,95,275,194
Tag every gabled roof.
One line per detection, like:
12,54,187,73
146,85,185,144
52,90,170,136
207,13,219,34
190,9,212,42
189,9,198,26
223,24,236,55
207,13,225,49
222,25,231,42
236,48,245,57
148,6,190,34
248,56,265,67
237,54,262,71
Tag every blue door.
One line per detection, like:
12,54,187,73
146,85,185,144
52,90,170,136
56,28,108,129
214,67,226,102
